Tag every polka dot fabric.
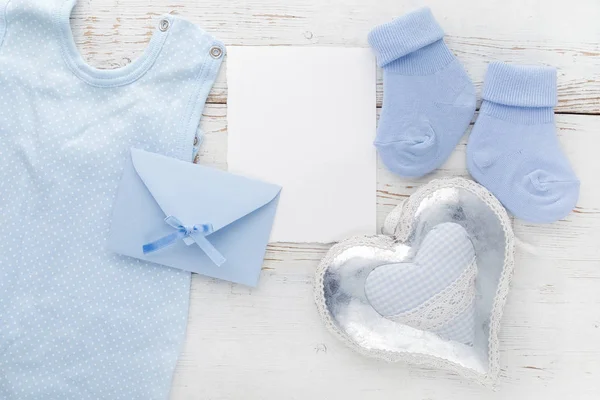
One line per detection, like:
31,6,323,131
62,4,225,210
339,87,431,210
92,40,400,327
0,0,224,399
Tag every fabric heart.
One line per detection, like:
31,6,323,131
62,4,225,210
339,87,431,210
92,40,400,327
314,177,515,386
364,222,477,345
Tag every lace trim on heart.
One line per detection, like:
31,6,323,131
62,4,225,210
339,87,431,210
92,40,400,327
313,177,515,387
388,259,477,331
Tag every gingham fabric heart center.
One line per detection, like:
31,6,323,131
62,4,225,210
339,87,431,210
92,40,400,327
364,222,477,344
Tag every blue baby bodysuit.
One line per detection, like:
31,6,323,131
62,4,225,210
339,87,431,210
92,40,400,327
0,1,223,398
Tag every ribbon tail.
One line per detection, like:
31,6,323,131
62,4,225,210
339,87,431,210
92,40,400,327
143,230,186,254
191,234,226,267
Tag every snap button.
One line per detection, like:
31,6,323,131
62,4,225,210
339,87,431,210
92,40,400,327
159,19,170,32
210,46,223,59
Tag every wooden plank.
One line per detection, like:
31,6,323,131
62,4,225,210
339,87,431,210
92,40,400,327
197,104,600,261
171,258,600,399
68,0,600,113
167,107,600,399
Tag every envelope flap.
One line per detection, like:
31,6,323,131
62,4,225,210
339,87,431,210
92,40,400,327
130,148,281,232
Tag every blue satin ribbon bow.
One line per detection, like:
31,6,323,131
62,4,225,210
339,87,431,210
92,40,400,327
143,216,226,267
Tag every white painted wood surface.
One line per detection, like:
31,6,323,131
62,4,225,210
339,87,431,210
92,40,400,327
68,1,600,398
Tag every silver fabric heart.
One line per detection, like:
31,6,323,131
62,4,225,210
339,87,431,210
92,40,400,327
365,222,477,345
314,178,515,386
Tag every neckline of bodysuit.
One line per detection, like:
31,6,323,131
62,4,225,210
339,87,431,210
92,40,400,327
54,0,170,88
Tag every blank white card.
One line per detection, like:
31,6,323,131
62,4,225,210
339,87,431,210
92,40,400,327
227,47,377,243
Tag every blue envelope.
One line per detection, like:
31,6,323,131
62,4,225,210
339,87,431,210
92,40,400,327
108,148,281,286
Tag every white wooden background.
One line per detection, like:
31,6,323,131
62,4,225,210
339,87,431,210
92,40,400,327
69,1,600,398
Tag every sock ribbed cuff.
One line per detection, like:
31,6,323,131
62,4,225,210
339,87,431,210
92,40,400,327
479,101,555,124
482,62,557,108
368,7,444,67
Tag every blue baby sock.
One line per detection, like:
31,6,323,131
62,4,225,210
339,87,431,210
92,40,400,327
368,8,476,178
467,62,580,223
